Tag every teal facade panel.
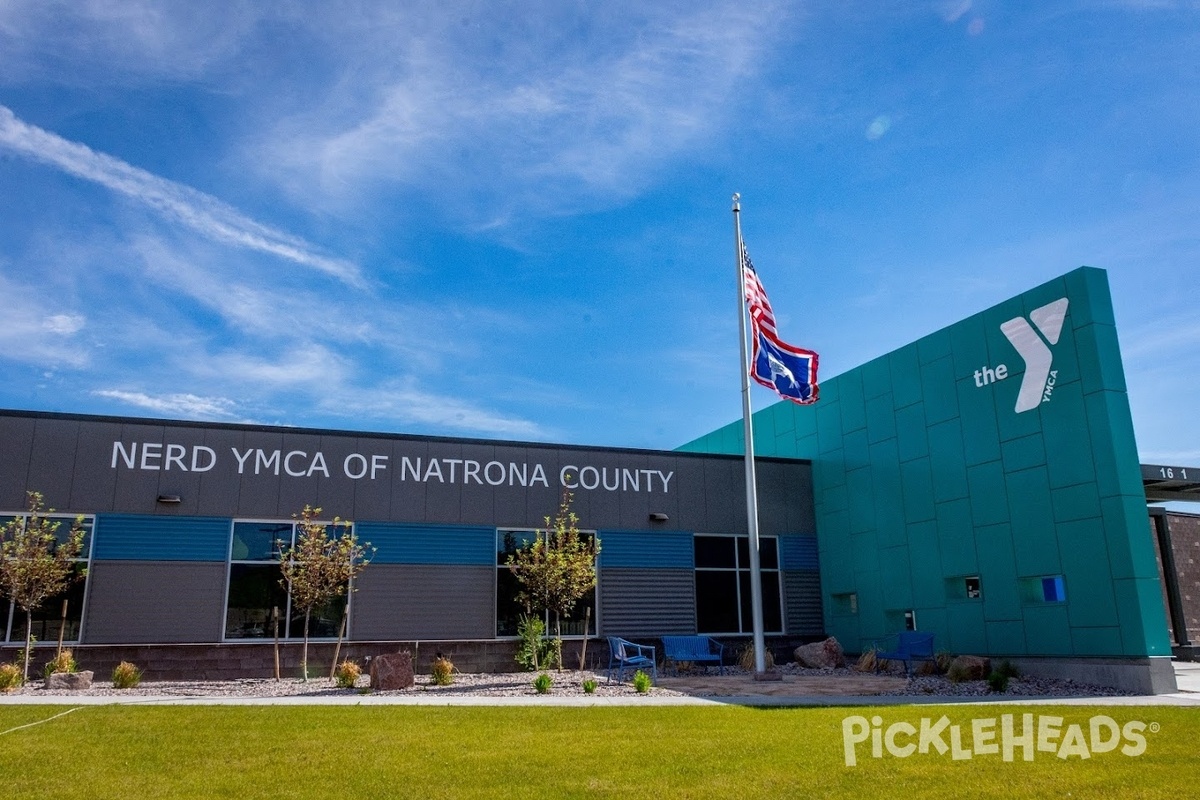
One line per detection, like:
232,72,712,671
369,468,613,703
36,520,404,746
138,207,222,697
681,266,1171,659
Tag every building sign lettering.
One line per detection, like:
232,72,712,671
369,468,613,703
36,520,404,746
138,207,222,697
109,441,674,493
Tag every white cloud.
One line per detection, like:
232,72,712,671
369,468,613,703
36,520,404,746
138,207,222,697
321,381,546,440
42,313,85,335
0,274,89,367
0,1,263,81
940,1,973,23
261,3,786,217
0,104,363,286
92,389,239,419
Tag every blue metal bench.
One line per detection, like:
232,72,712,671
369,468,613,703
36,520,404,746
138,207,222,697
873,631,936,677
606,636,657,684
661,635,725,675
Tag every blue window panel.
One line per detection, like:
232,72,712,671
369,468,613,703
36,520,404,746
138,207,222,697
1042,575,1066,603
93,514,230,562
598,530,693,569
779,535,819,571
356,522,495,566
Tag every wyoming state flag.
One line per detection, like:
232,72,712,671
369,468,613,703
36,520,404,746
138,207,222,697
742,242,819,405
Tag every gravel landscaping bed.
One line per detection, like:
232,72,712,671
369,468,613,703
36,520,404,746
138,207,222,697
775,662,1136,697
2,664,1136,699
2,670,683,699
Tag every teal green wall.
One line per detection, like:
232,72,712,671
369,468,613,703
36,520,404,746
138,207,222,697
680,267,1171,658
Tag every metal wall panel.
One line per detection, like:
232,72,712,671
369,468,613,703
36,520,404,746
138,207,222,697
784,570,825,637
350,564,495,640
598,530,693,569
83,561,226,643
779,534,820,571
356,522,495,565
599,568,695,637
0,411,812,539
0,415,36,510
93,514,231,561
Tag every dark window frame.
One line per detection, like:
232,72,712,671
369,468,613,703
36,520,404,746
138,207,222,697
0,513,94,645
495,528,599,639
693,533,784,635
223,518,355,643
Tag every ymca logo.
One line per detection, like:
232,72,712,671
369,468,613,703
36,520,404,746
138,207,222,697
973,298,1069,414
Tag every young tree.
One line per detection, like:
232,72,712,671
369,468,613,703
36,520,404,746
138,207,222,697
277,505,373,681
507,489,600,670
0,492,87,683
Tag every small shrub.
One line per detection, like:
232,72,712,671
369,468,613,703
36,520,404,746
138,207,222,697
987,670,1010,693
632,670,652,694
334,659,361,689
934,650,953,674
947,661,971,684
515,614,556,671
111,661,142,689
996,659,1020,679
737,643,775,671
533,673,553,694
854,648,878,672
431,656,454,686
582,678,597,694
915,659,940,677
43,649,78,679
0,663,22,692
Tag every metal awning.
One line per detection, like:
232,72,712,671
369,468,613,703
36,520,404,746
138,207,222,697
1143,463,1200,503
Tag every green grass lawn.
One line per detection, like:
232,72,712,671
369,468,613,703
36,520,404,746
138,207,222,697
1,704,1197,798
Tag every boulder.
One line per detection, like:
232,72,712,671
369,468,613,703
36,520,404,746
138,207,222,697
793,637,845,669
948,655,991,681
369,651,414,690
45,671,93,691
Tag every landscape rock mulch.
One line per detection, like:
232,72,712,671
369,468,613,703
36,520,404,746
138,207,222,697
2,664,1136,700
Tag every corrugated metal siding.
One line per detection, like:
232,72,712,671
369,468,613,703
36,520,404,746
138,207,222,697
599,568,695,637
93,514,231,561
779,534,820,571
350,564,495,640
598,530,693,568
355,523,495,565
784,570,825,636
83,561,226,643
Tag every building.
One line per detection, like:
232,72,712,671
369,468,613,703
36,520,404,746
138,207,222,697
0,412,821,678
681,267,1181,693
0,266,1188,692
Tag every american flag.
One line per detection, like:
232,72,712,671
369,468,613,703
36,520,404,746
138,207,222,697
740,241,779,340
740,241,819,405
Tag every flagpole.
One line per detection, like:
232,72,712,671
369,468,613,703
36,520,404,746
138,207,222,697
732,193,768,676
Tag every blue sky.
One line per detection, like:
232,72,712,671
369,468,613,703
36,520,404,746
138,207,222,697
0,1,1197,463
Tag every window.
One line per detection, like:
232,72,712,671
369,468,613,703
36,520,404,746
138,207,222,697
885,608,918,632
831,592,858,615
1019,574,1067,605
1,513,93,644
496,529,597,638
224,520,350,641
945,575,983,601
693,534,783,635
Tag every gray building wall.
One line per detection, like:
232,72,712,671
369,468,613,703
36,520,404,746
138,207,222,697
1,410,821,649
83,561,226,643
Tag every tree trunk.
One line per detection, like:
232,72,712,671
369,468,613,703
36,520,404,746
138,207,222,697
22,609,32,684
554,613,563,673
329,612,347,679
301,611,311,682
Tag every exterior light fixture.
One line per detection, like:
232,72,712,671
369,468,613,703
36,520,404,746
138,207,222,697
157,494,182,504
649,512,669,522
